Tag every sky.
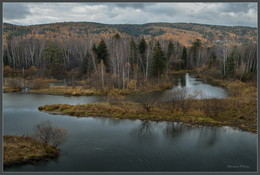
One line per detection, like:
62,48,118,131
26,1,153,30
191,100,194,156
3,2,258,27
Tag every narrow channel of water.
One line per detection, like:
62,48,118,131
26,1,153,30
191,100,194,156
164,73,228,99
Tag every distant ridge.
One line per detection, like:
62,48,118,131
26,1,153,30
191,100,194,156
3,22,257,46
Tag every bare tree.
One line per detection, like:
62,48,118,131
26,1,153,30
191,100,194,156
135,93,160,112
32,120,67,147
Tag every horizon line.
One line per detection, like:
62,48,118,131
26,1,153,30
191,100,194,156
3,21,257,28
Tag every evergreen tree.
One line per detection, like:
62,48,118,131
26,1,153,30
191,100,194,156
151,41,166,78
167,40,174,60
129,37,138,65
43,41,64,79
93,39,109,72
113,33,121,39
43,41,63,67
191,39,202,67
138,37,147,73
3,49,9,66
81,52,93,77
138,37,147,56
181,46,187,69
226,50,236,77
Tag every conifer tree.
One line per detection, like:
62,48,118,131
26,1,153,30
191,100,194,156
226,49,236,77
181,46,187,69
93,39,109,72
43,41,64,79
151,41,166,82
130,37,138,65
81,52,93,78
167,40,174,60
138,37,147,73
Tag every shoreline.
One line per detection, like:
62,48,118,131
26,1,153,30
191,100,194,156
3,83,172,97
43,110,247,133
38,101,257,133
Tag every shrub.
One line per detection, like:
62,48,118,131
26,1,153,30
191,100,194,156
31,78,49,90
5,78,23,90
202,99,225,117
32,121,67,147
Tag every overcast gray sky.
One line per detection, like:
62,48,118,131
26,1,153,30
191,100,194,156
3,2,258,27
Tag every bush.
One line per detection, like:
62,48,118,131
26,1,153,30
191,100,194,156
5,78,23,90
31,78,49,89
32,121,67,147
202,99,225,117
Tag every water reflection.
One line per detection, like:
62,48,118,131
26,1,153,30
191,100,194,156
197,127,220,147
130,121,157,142
3,81,256,171
165,73,228,99
164,122,191,138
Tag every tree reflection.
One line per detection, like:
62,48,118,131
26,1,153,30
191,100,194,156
164,122,190,138
197,127,219,147
180,75,186,87
130,121,157,142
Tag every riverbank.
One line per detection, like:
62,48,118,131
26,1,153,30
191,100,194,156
4,135,59,167
38,95,257,133
4,80,172,96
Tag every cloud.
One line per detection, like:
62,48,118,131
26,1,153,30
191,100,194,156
2,3,257,27
3,3,31,20
114,3,145,9
221,3,255,13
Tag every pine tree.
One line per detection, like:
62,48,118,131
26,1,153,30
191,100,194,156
43,41,64,79
113,33,121,39
191,39,202,67
138,37,147,73
167,40,174,60
3,49,9,66
43,41,63,67
138,37,147,56
151,41,166,81
226,51,235,77
93,39,109,72
129,37,138,65
81,52,93,78
181,46,187,69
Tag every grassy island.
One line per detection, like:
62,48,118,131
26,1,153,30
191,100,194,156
38,89,256,133
4,135,59,167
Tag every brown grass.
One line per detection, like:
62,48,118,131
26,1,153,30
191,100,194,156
4,135,59,167
38,91,257,133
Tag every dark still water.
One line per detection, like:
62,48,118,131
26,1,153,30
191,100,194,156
3,74,257,172
163,73,228,99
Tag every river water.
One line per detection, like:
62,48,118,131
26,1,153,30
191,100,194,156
3,73,257,172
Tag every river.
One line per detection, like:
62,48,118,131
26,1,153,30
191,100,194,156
3,73,257,172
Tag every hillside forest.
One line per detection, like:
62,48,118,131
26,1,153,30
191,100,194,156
3,22,257,91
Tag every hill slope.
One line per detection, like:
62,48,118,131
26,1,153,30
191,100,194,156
3,22,257,46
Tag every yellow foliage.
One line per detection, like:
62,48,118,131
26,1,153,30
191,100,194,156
128,80,136,90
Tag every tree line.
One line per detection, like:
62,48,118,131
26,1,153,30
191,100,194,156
3,34,257,89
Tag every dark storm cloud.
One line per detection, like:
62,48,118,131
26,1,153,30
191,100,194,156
3,3,31,20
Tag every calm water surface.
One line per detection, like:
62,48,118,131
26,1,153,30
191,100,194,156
163,73,228,99
3,74,257,172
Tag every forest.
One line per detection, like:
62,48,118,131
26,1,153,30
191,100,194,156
3,30,257,92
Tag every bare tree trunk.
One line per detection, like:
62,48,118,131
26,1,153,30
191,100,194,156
101,61,104,89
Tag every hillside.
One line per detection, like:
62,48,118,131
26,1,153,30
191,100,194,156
3,22,257,47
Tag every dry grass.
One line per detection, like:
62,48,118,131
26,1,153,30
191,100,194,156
30,82,173,96
38,90,257,133
4,135,59,167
